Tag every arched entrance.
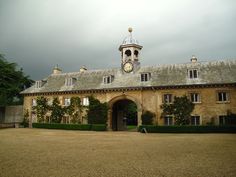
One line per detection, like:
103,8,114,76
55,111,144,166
108,95,142,131
112,99,137,131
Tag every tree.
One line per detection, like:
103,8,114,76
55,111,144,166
161,95,194,125
124,101,137,123
0,54,33,106
87,96,108,124
32,96,49,123
50,98,65,123
65,97,83,124
141,111,155,125
21,109,29,127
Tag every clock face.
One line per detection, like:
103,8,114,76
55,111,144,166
123,62,133,73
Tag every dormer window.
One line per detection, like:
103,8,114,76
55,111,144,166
188,69,198,79
141,73,151,82
65,78,76,86
103,75,114,84
35,80,46,88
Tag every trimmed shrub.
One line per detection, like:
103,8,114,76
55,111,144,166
226,113,236,125
32,123,91,130
87,96,108,124
91,124,107,131
32,123,107,131
141,111,155,125
138,125,236,133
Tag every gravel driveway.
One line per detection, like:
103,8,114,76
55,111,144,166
0,128,236,177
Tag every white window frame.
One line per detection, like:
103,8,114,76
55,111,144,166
65,78,75,86
163,94,173,104
188,69,198,79
64,98,71,106
190,93,201,103
32,99,37,106
141,73,151,82
47,99,53,106
103,75,114,84
164,116,173,126
82,97,89,106
190,116,200,125
217,91,229,102
35,81,42,88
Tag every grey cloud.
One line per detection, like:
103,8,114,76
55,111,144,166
0,0,235,80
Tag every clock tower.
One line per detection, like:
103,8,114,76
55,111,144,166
119,28,143,73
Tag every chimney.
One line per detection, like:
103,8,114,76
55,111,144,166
52,65,62,74
80,66,87,72
191,55,197,63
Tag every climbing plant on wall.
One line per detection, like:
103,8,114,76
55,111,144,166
32,96,49,123
65,97,83,124
87,96,108,124
161,95,194,125
49,97,65,123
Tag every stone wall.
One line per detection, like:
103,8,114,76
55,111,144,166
4,105,23,123
23,85,236,128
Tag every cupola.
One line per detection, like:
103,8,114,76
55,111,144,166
52,65,62,74
119,28,143,73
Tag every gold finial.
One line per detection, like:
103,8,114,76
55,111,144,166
191,55,197,63
128,27,133,33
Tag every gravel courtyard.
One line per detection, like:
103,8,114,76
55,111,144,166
0,129,236,177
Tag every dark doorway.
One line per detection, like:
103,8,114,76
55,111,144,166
112,99,137,131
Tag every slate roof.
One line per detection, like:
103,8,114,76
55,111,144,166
21,60,236,94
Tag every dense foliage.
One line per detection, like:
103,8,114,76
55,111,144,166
21,109,29,127
65,97,83,124
32,123,107,131
225,112,236,125
124,101,137,125
87,96,108,124
161,95,195,125
0,54,33,106
33,123,92,130
32,96,49,123
50,98,65,123
141,111,155,125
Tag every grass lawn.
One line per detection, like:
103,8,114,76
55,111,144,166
126,125,137,131
0,129,236,177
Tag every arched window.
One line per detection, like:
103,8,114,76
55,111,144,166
125,49,131,56
134,50,139,57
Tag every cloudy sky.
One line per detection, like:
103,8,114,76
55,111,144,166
0,0,235,80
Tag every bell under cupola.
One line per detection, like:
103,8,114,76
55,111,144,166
119,28,143,73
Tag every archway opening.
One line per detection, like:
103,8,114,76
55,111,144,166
112,99,137,131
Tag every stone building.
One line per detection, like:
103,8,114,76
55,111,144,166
21,28,236,130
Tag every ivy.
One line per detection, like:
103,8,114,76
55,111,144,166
87,96,108,124
65,97,82,124
49,98,65,123
161,95,195,125
32,96,49,123
141,111,155,125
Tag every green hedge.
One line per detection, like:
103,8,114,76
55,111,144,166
32,123,107,131
138,125,236,133
91,124,107,131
